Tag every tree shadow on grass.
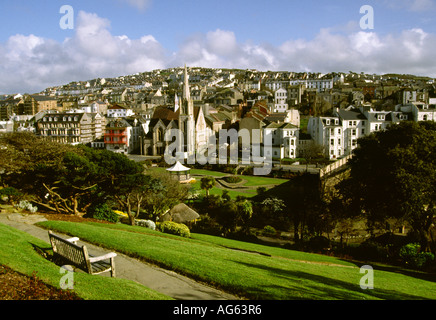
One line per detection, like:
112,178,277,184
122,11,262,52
232,260,432,300
337,258,436,284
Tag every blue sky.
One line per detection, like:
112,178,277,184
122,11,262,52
1,0,436,94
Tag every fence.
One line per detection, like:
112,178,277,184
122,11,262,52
319,155,352,178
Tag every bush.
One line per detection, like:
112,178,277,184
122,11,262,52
399,243,435,269
223,176,243,184
157,221,190,238
191,215,222,236
16,200,38,213
0,187,23,204
87,203,119,223
135,219,156,230
262,225,277,237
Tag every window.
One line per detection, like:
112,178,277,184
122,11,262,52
352,139,357,147
352,129,356,136
338,138,341,145
362,129,365,135
331,139,334,146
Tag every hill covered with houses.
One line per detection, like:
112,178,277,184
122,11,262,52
0,66,435,163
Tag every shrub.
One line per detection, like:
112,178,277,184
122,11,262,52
16,200,38,213
191,215,222,236
399,243,435,269
223,176,242,184
87,203,119,223
157,221,190,238
262,225,277,237
135,219,156,230
0,187,23,204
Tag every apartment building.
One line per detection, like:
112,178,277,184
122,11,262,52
36,112,103,145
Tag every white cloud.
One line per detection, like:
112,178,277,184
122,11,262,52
1,11,436,94
0,11,167,94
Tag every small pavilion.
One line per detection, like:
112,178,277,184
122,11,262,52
166,161,191,182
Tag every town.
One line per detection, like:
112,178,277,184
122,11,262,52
1,66,435,166
1,65,436,302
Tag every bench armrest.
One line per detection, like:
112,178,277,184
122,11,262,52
66,237,80,244
89,252,117,263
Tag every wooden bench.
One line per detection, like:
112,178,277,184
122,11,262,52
48,231,117,277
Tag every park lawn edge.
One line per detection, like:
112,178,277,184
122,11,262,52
0,222,172,300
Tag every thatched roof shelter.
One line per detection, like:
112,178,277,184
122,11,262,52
161,203,200,223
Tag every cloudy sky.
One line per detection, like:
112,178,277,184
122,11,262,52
1,0,435,94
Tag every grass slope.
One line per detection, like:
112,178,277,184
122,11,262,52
37,220,436,300
0,223,171,300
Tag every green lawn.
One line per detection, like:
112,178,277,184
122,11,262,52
36,220,436,300
0,223,172,300
188,168,288,199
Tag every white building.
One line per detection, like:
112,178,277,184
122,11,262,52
289,79,333,92
107,104,134,118
263,122,299,159
273,88,289,113
334,108,368,156
307,116,343,160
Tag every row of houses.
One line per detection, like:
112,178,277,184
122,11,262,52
308,102,436,159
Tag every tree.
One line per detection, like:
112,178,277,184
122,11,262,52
140,171,190,223
200,176,215,197
339,121,436,251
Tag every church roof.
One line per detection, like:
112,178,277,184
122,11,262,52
152,106,179,120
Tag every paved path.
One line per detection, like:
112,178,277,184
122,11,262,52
0,211,240,300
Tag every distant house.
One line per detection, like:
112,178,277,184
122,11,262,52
263,122,299,159
104,117,144,154
334,107,367,156
307,116,343,159
21,95,58,115
273,88,288,113
107,104,134,118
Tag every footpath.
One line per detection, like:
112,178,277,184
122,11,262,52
0,211,239,300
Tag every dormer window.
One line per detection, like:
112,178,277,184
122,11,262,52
326,119,330,125
377,115,385,120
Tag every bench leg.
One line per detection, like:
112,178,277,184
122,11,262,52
110,258,116,278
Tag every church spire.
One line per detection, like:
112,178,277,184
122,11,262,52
183,64,190,101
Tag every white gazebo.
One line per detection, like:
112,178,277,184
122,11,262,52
166,161,191,182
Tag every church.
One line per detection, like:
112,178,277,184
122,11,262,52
142,65,212,162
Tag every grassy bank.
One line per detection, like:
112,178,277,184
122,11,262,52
37,220,436,300
0,223,171,300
